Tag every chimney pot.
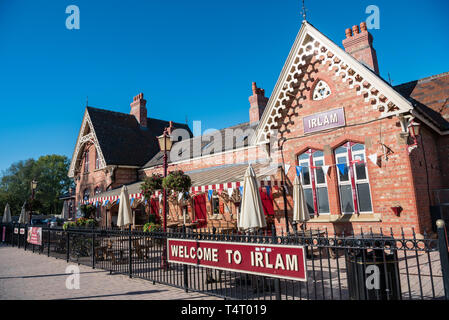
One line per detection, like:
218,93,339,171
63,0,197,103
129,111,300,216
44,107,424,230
360,22,367,32
345,28,352,38
352,25,360,35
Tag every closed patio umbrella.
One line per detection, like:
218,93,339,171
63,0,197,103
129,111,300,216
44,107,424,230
238,165,266,233
117,185,133,228
2,203,12,223
18,202,28,224
293,175,310,229
61,201,69,220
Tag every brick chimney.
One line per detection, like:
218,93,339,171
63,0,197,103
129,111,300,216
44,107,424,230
249,82,269,124
342,22,379,74
130,93,147,127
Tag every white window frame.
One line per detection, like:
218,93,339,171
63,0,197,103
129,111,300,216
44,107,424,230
335,142,373,215
298,149,330,216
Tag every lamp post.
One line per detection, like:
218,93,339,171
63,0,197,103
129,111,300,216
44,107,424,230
157,126,173,269
29,179,38,224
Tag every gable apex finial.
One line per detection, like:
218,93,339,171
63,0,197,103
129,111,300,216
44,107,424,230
301,0,307,21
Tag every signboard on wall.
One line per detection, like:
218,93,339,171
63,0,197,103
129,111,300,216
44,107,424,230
167,239,307,281
27,227,42,245
303,107,346,134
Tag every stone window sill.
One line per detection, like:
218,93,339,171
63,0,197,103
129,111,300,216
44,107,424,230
307,213,382,223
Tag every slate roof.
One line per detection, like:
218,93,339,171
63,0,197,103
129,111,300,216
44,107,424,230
394,71,449,131
143,121,259,168
87,106,192,167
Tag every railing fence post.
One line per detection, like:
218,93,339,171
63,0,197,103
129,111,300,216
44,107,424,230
271,225,282,300
66,229,70,262
92,225,96,269
129,224,132,278
48,228,50,257
24,224,28,251
183,225,188,292
436,219,449,300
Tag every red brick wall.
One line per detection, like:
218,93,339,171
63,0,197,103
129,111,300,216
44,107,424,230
138,57,446,237
75,144,139,226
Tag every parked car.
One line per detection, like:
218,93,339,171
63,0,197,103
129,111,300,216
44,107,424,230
30,218,47,226
47,217,65,228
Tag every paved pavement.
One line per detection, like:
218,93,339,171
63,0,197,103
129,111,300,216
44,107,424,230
0,245,221,300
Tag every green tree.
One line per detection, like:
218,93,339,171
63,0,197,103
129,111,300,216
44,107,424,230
0,155,74,216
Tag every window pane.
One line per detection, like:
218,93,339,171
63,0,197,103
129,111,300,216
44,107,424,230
315,160,325,184
357,183,372,212
304,188,315,214
317,187,329,213
298,153,309,161
340,185,354,213
302,166,310,185
355,154,367,180
335,146,347,155
352,144,365,152
313,150,324,158
337,156,349,182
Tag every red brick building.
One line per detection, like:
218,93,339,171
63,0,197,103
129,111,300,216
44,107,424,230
69,21,449,237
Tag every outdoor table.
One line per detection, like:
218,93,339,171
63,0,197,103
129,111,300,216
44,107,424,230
287,230,326,258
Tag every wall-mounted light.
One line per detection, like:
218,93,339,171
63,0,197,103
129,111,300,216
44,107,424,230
408,120,421,138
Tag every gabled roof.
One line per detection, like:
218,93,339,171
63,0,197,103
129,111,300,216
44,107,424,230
394,72,449,131
143,121,258,168
68,106,191,177
253,21,416,144
88,106,191,167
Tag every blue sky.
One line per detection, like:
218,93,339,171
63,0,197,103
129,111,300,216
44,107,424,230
0,0,448,173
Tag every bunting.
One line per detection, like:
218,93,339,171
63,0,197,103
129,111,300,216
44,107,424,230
336,163,347,175
265,186,271,197
368,153,378,166
322,165,330,176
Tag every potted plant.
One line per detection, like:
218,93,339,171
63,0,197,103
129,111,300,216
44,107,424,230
162,170,192,194
141,174,163,199
80,204,96,219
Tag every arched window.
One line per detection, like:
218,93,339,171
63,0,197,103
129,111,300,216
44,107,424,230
297,149,330,215
83,149,90,173
95,149,100,170
83,188,90,202
335,142,373,214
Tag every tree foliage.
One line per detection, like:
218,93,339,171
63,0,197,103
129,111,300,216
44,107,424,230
0,155,74,216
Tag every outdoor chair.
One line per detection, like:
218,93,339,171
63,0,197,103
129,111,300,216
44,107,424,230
132,239,152,260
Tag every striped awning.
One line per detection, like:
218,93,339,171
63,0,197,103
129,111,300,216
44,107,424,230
88,162,281,205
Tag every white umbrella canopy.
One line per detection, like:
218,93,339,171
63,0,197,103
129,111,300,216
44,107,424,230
117,185,133,228
61,201,69,220
238,165,266,232
2,203,12,223
293,175,310,226
18,202,28,224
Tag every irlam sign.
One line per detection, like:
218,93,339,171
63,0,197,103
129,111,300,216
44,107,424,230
303,107,346,134
167,239,307,281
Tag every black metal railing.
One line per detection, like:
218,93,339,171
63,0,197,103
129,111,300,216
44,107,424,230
1,221,448,300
